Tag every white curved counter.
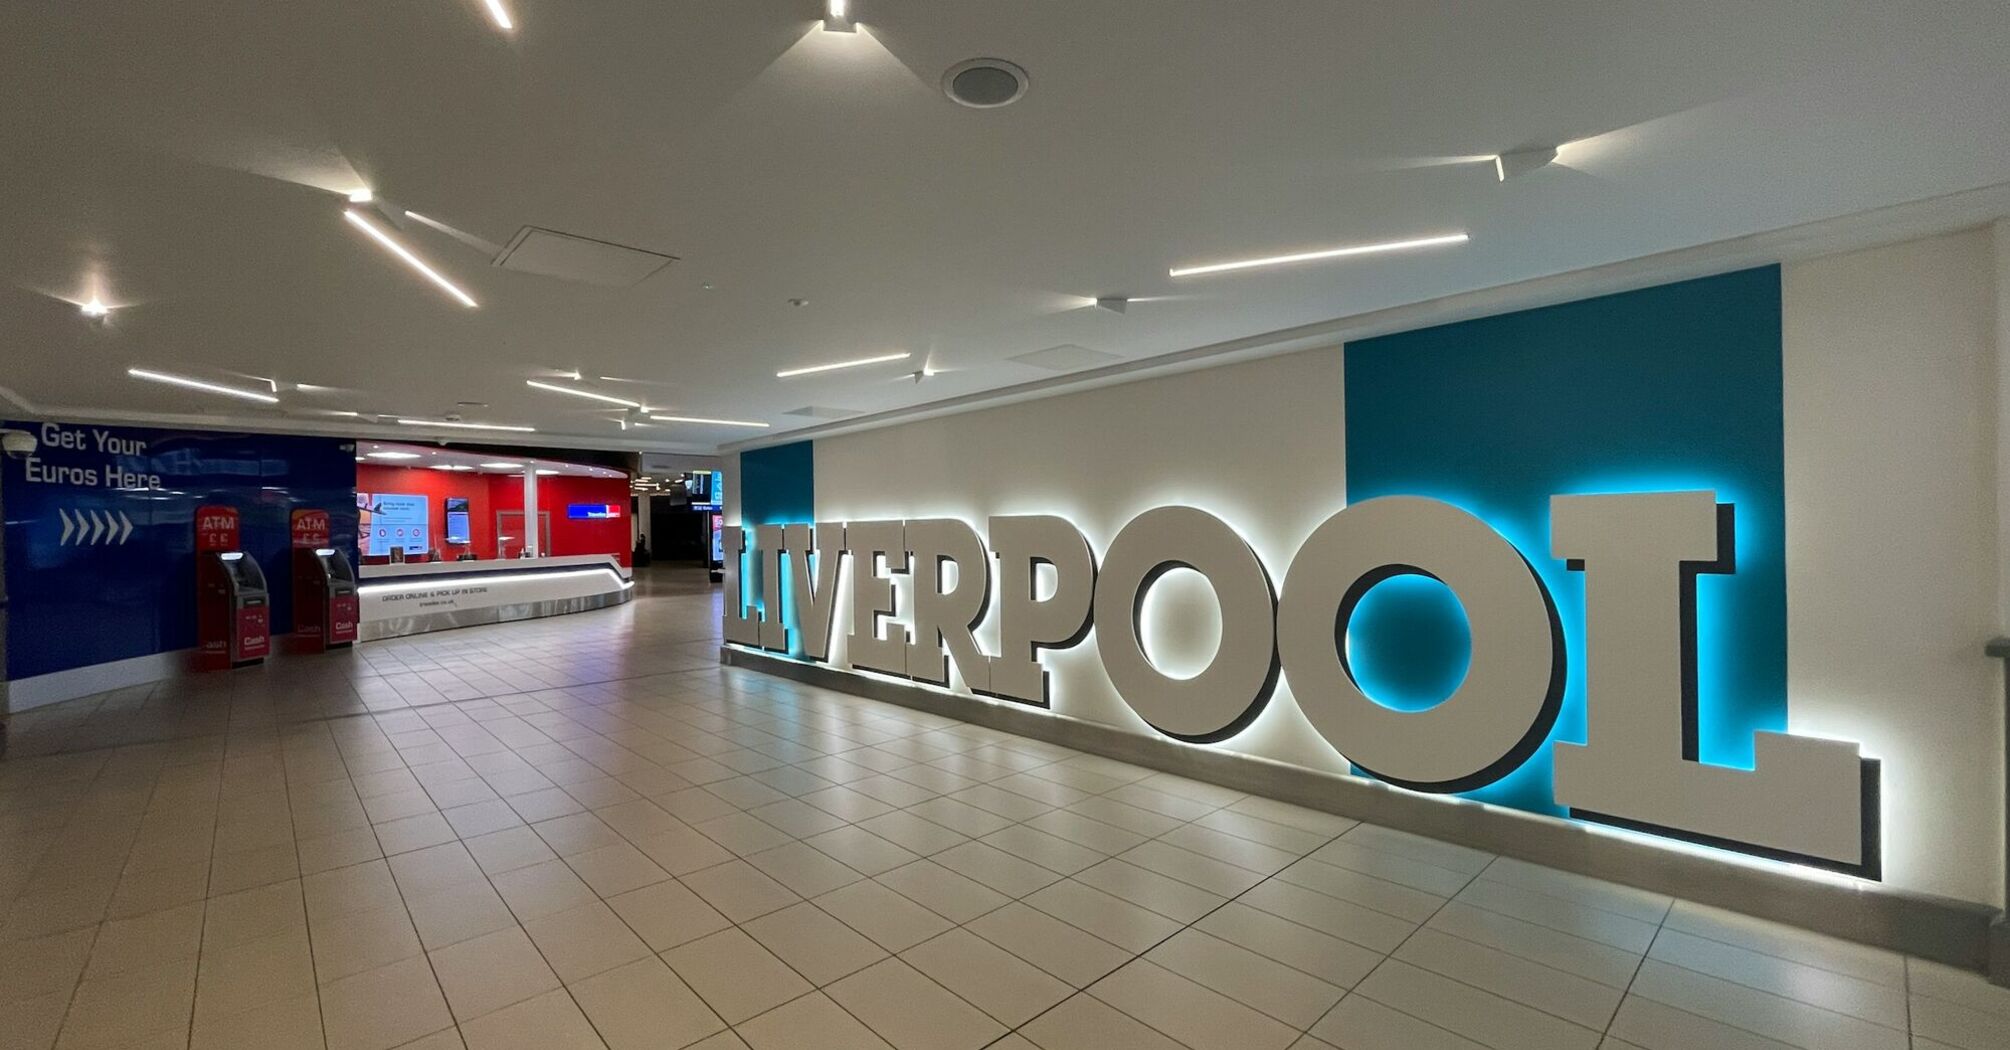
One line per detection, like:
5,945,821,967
358,555,634,640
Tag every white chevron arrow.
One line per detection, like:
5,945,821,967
58,508,75,545
90,510,107,545
118,511,134,544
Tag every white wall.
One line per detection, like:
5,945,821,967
1782,228,2003,906
798,227,2005,906
815,349,1356,776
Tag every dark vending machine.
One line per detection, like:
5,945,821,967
291,509,359,651
194,504,271,670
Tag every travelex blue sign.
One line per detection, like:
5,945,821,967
3,421,358,681
724,268,1881,877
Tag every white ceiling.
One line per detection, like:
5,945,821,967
354,441,626,479
5,1,2008,453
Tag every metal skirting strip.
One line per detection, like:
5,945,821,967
721,644,2001,974
361,589,633,641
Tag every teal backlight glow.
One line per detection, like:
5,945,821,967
1343,266,1787,814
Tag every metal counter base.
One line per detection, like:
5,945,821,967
359,588,632,641
359,556,634,642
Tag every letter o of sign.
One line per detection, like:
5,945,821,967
1277,496,1565,792
1095,507,1278,743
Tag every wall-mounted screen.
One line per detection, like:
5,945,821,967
362,492,429,556
688,469,724,510
444,497,471,545
567,503,621,520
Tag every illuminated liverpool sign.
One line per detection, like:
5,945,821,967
723,492,1880,879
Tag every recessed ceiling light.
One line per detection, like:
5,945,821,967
344,211,479,308
823,0,855,32
482,0,514,30
649,415,772,428
1168,232,1469,278
1494,146,1559,181
776,351,911,378
366,451,422,460
81,297,110,319
943,58,1030,109
127,367,280,404
431,464,473,471
525,379,642,409
480,462,524,469
396,418,536,433
348,188,374,204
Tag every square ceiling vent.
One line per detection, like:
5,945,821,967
1009,344,1123,372
493,226,677,287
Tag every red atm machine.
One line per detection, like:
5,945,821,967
290,509,358,651
195,505,270,670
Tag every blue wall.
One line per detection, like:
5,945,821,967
1342,266,1787,816
739,441,815,527
4,421,359,680
736,441,816,655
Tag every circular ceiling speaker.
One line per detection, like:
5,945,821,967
943,58,1029,109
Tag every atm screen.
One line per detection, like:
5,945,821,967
218,551,266,591
444,497,471,545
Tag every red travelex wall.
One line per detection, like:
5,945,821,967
489,473,632,567
355,465,496,563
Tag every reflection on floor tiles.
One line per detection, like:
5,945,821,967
1,567,2004,1049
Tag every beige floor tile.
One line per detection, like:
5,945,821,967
901,928,1071,1028
825,958,1005,1050
404,879,517,951
736,992,892,1050
193,928,316,1027
1193,902,1382,991
374,813,458,857
1020,879,1179,955
0,989,72,1050
604,879,732,951
298,827,386,876
663,928,813,1024
1019,992,1187,1050
207,844,301,897
304,861,400,926
874,861,1008,924
188,991,321,1050
1087,959,1299,1050
680,860,800,923
1071,859,1224,924
107,861,212,920
521,902,651,983
564,843,670,898
1144,928,1345,1030
569,957,726,1050
0,926,98,1005
428,926,560,1023
628,824,735,877
812,880,955,953
462,827,557,876
490,859,598,923
389,843,485,898
458,989,606,1050
1311,994,1491,1050
311,903,423,984
320,955,453,1050
85,902,205,980
57,957,197,1050
745,842,864,899
741,901,888,986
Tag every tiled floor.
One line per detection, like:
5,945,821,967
2,568,2006,1050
